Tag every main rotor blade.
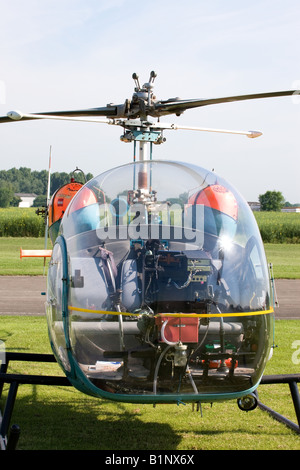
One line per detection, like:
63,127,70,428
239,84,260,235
1,90,298,123
0,104,124,124
155,90,299,115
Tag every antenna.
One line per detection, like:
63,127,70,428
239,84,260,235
43,145,52,275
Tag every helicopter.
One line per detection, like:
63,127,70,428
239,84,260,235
1,72,299,412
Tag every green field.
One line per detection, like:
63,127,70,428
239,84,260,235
0,237,299,278
0,209,299,277
1,207,300,242
0,316,299,450
254,211,300,244
0,208,44,237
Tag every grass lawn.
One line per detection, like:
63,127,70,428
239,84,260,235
0,237,48,275
0,237,299,278
0,316,300,450
264,244,300,279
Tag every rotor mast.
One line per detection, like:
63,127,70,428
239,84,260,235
122,72,156,196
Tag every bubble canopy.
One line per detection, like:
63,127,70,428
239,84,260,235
46,161,274,403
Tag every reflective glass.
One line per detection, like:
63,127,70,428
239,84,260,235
55,161,273,398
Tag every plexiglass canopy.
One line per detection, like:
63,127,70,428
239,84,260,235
46,161,274,403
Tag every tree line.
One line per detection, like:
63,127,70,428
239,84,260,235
0,167,93,208
0,167,298,210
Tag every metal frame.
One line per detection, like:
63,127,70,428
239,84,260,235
0,352,70,450
257,374,300,434
0,352,299,450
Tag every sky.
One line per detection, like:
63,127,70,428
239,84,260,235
0,0,300,203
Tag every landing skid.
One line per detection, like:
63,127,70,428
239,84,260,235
0,352,299,450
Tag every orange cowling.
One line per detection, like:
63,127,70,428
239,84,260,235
48,182,83,226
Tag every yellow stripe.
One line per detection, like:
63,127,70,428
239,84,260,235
68,305,274,318
155,309,274,318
